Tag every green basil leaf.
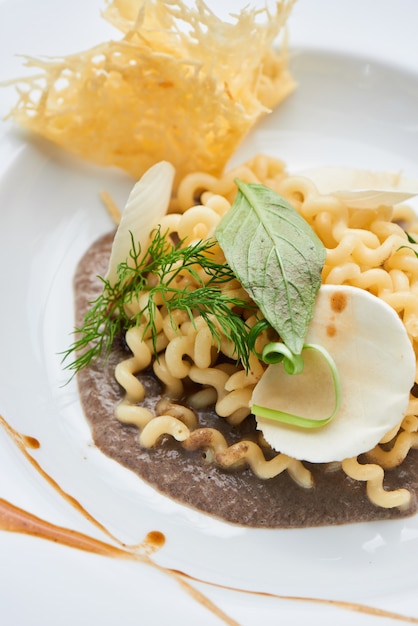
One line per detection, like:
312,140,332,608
215,179,326,355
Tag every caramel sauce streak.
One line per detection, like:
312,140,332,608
0,414,126,547
1,413,417,625
172,569,418,625
0,498,238,626
0,498,133,560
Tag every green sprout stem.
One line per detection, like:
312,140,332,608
252,342,342,429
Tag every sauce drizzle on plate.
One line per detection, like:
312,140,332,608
0,413,417,626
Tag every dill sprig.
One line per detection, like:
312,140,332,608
63,227,256,375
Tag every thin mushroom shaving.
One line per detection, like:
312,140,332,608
106,161,175,287
297,166,418,209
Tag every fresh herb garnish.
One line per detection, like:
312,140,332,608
398,245,418,258
405,231,417,244
215,179,326,355
65,177,339,430
63,227,255,375
216,179,341,429
399,231,418,257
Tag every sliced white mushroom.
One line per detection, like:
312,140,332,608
106,161,175,286
296,166,418,209
252,285,416,463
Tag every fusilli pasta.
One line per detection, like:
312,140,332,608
113,154,418,512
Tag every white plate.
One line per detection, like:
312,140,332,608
1,1,418,625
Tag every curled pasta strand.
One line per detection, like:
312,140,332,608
189,365,252,419
371,219,409,241
182,427,229,457
158,213,182,236
144,332,169,354
215,388,253,419
115,357,147,403
364,431,418,469
115,402,154,429
174,427,313,485
301,195,347,224
379,422,402,444
164,334,196,378
276,175,319,205
346,268,396,295
139,415,190,447
162,309,190,341
404,316,418,342
123,293,168,335
153,354,184,399
215,440,313,485
218,335,240,360
354,234,407,266
333,225,381,248
402,412,418,432
325,265,413,298
245,153,286,182
313,211,338,248
380,293,418,340
336,233,404,267
287,459,315,488
406,397,418,416
176,205,221,243
176,164,261,211
386,250,418,277
387,268,412,292
177,172,223,211
326,235,358,266
188,365,230,403
341,457,411,510
156,398,198,430
355,268,396,295
381,291,418,312
323,261,361,285
393,203,418,224
224,353,265,391
187,386,218,409
125,325,152,364
200,192,231,216
227,406,252,426
115,327,152,403
136,414,313,485
194,325,216,369
179,315,210,336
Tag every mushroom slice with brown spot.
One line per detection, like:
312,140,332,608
252,284,416,463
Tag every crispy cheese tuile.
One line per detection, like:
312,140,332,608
6,0,295,188
253,285,416,463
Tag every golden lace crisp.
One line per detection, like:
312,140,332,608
5,0,295,188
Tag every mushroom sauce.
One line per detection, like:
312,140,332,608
74,233,418,528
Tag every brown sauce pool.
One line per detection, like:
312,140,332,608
74,232,418,528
